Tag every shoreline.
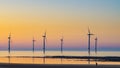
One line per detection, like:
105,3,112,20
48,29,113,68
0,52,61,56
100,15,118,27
0,56,120,68
0,56,120,61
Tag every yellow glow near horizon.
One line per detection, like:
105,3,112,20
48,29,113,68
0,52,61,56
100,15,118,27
0,0,120,50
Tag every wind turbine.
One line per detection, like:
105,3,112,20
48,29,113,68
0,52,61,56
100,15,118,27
32,37,36,64
95,37,98,54
42,32,47,64
32,37,36,54
87,27,94,64
60,36,63,55
88,27,94,56
60,36,64,64
95,37,98,66
42,32,47,56
8,33,11,63
8,33,11,56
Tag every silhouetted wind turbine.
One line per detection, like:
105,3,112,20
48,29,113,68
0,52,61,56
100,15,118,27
42,32,47,64
32,37,36,64
95,37,98,54
42,32,47,56
87,27,94,64
95,37,98,66
8,33,11,56
8,33,11,63
32,37,36,54
60,36,63,55
60,36,64,64
88,27,94,56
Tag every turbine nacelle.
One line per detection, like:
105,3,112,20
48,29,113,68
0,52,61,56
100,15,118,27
60,35,64,41
33,39,36,42
95,37,97,40
60,37,63,41
32,38,35,43
42,35,46,37
88,27,94,35
88,34,94,35
8,37,11,39
42,32,46,38
8,33,11,39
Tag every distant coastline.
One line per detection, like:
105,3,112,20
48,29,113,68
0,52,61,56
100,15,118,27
0,55,120,62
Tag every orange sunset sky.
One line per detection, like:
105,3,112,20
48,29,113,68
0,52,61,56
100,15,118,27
0,0,120,51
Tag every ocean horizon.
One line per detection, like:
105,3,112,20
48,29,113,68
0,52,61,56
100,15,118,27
0,51,119,57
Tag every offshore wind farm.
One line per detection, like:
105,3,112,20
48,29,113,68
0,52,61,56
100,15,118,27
0,0,120,68
0,29,119,66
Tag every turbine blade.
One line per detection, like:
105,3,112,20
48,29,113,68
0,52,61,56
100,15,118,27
42,31,46,37
9,32,11,37
45,32,47,43
88,27,90,34
45,37,47,43
95,37,98,54
91,34,94,35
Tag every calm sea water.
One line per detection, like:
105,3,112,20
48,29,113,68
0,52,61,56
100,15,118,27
0,51,119,65
0,51,120,57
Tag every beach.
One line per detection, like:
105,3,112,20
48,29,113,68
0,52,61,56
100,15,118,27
0,51,119,67
0,63,120,68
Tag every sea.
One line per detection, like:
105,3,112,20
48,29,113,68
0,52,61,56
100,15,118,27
0,51,119,65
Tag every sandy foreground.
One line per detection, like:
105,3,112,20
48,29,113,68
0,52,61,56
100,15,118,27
0,63,120,68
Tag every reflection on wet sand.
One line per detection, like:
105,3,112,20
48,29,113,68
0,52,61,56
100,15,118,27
0,57,119,65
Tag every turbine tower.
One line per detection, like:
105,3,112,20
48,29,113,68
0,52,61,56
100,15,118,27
88,27,94,56
32,37,36,54
60,36,64,64
60,36,63,55
8,33,11,63
42,32,47,56
8,33,11,56
95,37,98,54
95,37,98,66
32,37,36,63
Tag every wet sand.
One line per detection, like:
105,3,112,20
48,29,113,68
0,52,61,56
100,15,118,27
0,63,120,68
0,56,119,68
2,56,120,61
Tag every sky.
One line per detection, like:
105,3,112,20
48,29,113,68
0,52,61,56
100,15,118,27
0,0,120,51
